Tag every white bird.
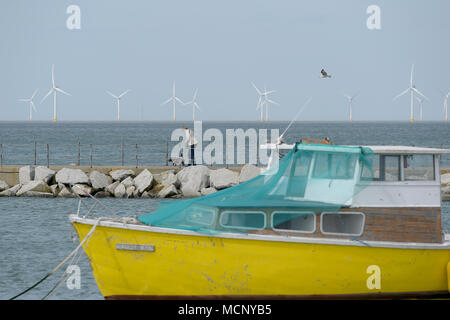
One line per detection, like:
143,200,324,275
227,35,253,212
18,89,38,120
162,81,184,121
344,92,359,122
41,65,71,122
107,90,131,121
183,89,200,121
393,64,428,122
251,82,277,121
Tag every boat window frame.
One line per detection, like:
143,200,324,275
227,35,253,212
320,212,365,237
219,210,267,231
185,206,218,227
271,211,316,234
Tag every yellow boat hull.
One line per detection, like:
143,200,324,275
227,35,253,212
71,217,450,299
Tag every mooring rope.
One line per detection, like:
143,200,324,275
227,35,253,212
9,218,101,300
41,220,97,300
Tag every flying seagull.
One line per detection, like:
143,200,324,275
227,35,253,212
321,69,331,78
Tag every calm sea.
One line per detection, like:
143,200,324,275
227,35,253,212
0,121,449,166
0,121,449,300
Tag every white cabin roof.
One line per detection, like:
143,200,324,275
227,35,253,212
260,143,450,154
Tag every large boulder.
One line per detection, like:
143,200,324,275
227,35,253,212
158,184,177,198
110,169,135,181
72,184,93,197
34,166,56,184
0,184,21,197
50,184,60,196
58,186,75,198
114,183,127,198
441,173,450,186
201,187,217,196
19,166,35,185
126,186,136,198
89,171,112,190
122,176,134,188
239,164,261,183
133,169,154,193
16,181,51,197
0,180,9,192
210,168,239,190
160,170,178,188
55,168,89,185
177,165,210,197
105,181,120,194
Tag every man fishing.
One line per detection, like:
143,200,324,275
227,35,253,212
183,126,198,166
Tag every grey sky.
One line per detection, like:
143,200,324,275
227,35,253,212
1,0,449,121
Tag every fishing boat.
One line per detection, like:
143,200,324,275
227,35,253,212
70,142,450,299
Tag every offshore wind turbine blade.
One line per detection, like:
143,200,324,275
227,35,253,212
251,82,262,95
266,98,279,105
393,88,409,101
412,88,428,100
31,101,37,112
41,89,53,103
410,64,414,87
194,102,200,110
51,64,55,88
107,91,118,99
175,97,184,104
161,97,172,106
17,98,29,102
31,89,38,100
119,89,131,98
264,90,276,95
55,87,71,96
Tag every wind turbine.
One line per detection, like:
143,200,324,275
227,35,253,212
251,82,276,122
439,90,449,122
107,90,131,121
18,89,38,120
393,64,428,122
183,88,200,121
41,65,71,122
162,81,184,121
344,92,359,122
415,96,425,121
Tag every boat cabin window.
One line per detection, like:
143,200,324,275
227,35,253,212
364,154,435,182
403,154,435,181
186,206,217,227
271,211,315,233
220,211,266,230
320,212,365,236
369,155,400,181
312,152,357,180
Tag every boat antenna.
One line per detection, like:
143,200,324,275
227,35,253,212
279,97,312,141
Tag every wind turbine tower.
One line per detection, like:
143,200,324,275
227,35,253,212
41,65,71,122
107,90,131,121
18,89,38,120
344,92,359,122
184,89,200,121
393,64,428,122
162,81,184,121
251,82,277,122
